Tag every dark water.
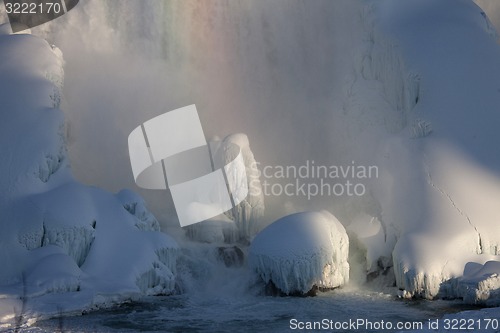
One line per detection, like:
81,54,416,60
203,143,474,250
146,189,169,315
23,288,480,333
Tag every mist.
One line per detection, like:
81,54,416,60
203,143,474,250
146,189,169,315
21,0,369,228
475,0,500,33
24,0,500,229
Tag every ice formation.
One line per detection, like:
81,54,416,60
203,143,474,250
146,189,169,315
347,213,394,279
455,261,500,305
357,0,500,300
0,28,178,327
249,211,349,295
186,133,265,244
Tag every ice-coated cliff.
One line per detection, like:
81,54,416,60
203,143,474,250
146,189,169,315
0,28,178,328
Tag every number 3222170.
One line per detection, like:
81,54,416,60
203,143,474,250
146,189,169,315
5,2,62,15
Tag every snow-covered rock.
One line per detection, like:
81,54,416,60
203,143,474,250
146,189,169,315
249,211,349,295
0,30,178,327
456,261,500,305
116,189,161,231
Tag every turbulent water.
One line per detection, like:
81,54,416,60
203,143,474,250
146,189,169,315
19,242,482,333
24,289,478,333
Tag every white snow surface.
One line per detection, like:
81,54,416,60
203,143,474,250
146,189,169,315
345,0,500,300
454,261,500,305
0,29,178,328
249,211,349,295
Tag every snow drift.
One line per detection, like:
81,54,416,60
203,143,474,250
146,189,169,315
0,28,178,328
249,211,349,295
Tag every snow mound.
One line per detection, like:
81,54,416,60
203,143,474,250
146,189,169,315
0,31,178,327
249,211,349,295
24,246,81,296
457,261,500,305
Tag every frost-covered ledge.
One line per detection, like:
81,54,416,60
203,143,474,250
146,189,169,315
0,28,178,329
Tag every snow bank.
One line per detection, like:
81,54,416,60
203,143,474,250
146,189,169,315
249,211,349,295
0,30,178,328
343,0,500,300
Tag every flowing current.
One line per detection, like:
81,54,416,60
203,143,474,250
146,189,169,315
26,292,476,333
24,243,476,333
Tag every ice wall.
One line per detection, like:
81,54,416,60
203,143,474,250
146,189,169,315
0,29,178,327
369,0,500,299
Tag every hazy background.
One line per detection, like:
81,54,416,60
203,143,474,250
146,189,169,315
28,0,364,228
1,0,498,230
